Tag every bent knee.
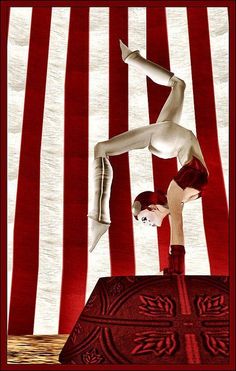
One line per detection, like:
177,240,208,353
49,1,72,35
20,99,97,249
172,76,186,90
94,141,106,158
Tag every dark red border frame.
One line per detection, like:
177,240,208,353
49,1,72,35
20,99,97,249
0,0,235,370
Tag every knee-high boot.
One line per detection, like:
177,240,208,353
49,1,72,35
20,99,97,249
120,40,174,87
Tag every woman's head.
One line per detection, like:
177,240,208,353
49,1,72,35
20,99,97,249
132,190,169,227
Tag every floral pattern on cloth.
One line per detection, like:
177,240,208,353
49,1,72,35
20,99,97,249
132,331,178,356
139,295,175,317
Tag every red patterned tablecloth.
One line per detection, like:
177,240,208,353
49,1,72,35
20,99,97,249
59,275,229,365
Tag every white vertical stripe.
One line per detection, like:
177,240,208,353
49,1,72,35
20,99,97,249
87,8,110,302
128,8,160,275
166,8,210,275
207,7,229,204
7,7,32,323
33,8,70,335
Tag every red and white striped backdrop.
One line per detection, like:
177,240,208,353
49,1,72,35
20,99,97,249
7,6,229,335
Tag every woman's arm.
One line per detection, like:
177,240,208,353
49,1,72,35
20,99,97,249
167,180,185,245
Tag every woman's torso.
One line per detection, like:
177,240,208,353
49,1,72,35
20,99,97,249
148,121,208,172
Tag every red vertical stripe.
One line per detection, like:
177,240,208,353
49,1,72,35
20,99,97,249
59,8,89,333
6,6,10,37
187,8,228,275
109,8,135,276
146,8,177,271
8,8,51,334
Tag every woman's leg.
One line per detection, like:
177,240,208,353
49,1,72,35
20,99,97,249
156,76,186,124
120,40,186,124
89,124,155,252
120,40,173,86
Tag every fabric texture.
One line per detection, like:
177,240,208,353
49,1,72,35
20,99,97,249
59,275,229,365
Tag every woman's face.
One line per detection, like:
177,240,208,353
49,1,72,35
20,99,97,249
137,205,168,227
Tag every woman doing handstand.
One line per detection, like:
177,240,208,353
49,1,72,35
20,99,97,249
88,41,209,275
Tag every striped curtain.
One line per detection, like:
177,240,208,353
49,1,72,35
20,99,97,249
7,6,229,335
